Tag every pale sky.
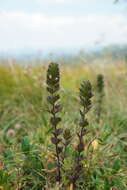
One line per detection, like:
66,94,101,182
0,0,127,52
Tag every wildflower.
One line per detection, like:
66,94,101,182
92,139,98,150
15,123,22,130
7,129,15,137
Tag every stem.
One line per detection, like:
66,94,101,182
52,103,61,183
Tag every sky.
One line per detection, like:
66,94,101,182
0,0,127,53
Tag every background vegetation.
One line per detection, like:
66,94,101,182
0,53,127,189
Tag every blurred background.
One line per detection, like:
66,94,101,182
0,0,127,60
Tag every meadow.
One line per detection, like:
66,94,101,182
0,57,127,189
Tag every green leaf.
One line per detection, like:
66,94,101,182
112,158,121,172
104,178,110,190
21,136,31,154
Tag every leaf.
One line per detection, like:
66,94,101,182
112,158,121,172
63,129,71,140
57,146,63,153
53,104,62,114
51,137,61,144
104,178,110,190
47,95,60,105
21,136,31,153
53,128,63,136
50,117,61,126
111,177,125,189
46,127,53,135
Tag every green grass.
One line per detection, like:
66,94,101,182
0,59,127,189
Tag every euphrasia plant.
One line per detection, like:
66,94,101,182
46,62,63,183
95,74,104,123
46,63,93,188
70,80,93,187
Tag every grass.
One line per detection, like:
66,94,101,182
0,58,127,189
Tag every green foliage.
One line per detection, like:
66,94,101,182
20,136,45,189
0,61,127,189
0,170,12,190
21,136,32,154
